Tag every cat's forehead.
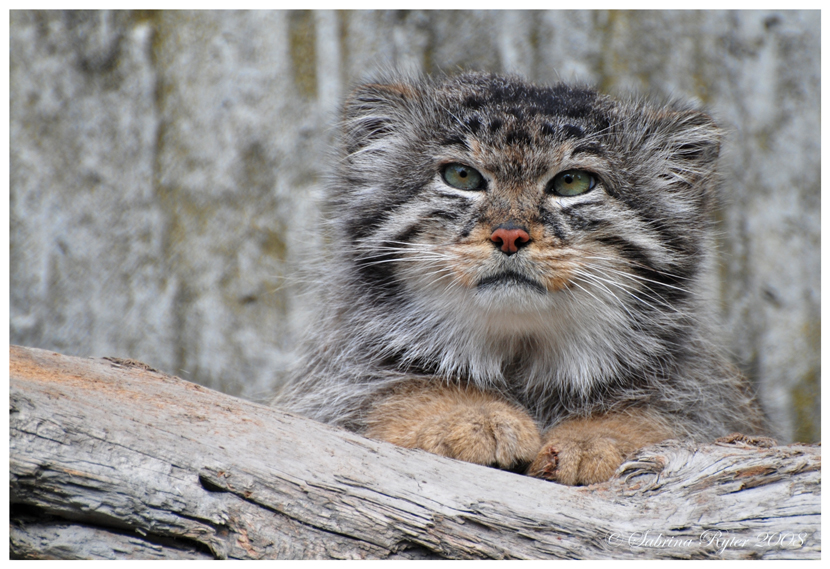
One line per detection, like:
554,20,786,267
426,75,613,178
438,75,601,115
432,75,612,137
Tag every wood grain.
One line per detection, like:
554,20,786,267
9,345,820,559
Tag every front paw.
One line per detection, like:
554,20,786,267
365,385,541,470
413,404,541,470
526,413,673,485
527,434,624,485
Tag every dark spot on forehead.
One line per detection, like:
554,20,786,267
506,107,525,120
540,122,557,137
534,85,599,120
540,122,586,140
562,124,584,139
439,135,470,150
489,118,503,133
465,116,482,134
463,95,485,110
505,129,532,146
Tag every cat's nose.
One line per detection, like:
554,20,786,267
490,224,531,255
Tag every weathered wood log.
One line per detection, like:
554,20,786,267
9,345,820,559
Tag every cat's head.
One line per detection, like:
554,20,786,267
331,72,720,324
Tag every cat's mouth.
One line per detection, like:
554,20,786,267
476,271,547,294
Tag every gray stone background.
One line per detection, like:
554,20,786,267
9,10,820,442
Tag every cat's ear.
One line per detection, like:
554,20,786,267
342,82,415,155
658,108,722,172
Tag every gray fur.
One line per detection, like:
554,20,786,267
273,71,764,440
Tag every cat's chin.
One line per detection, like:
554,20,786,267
475,270,548,295
468,280,558,314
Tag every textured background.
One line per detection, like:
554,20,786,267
9,10,820,442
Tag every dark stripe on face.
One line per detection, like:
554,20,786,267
434,191,475,203
572,142,604,156
560,203,606,231
540,209,567,241
342,206,386,241
341,176,431,241
595,235,656,273
390,223,423,245
458,217,477,239
601,183,699,259
427,209,462,222
635,208,699,259
344,206,395,241
594,235,691,305
352,251,404,302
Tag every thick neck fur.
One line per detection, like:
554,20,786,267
330,259,673,397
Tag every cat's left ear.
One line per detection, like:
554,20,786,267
658,108,722,171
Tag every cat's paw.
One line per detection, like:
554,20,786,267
412,403,542,469
365,384,541,470
527,434,624,485
526,413,673,485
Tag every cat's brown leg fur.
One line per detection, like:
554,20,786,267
365,382,541,470
527,410,674,485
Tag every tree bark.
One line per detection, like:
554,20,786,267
9,345,820,559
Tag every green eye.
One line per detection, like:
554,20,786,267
442,163,484,191
550,169,596,197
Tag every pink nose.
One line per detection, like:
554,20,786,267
490,226,530,255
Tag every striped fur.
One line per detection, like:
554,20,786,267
273,71,764,444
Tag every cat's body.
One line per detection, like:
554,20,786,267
274,72,764,485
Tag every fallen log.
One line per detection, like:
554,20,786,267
9,345,820,559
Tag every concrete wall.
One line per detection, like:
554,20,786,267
9,10,820,441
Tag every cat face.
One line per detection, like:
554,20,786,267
335,73,720,326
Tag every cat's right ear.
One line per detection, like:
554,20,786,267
342,83,414,154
